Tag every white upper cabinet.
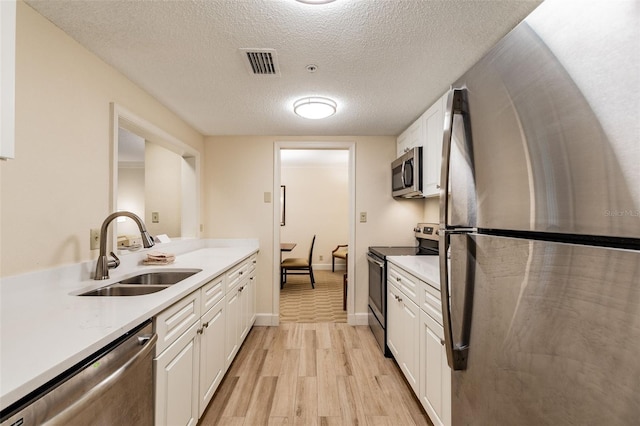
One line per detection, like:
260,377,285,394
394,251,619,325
422,92,448,198
396,91,449,197
396,115,424,157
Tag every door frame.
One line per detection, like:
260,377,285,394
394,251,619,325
272,141,356,325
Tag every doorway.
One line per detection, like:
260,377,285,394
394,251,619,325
273,142,355,325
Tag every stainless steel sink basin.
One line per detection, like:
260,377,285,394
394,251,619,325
79,269,202,296
81,285,170,296
119,271,200,285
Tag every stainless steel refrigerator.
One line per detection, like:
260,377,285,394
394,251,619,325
438,0,640,424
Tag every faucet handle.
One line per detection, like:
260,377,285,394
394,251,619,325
108,251,121,269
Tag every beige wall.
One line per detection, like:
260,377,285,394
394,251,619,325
424,197,439,223
145,142,182,237
0,2,204,277
204,135,425,318
280,161,349,269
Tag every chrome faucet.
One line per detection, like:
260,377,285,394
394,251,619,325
94,211,155,280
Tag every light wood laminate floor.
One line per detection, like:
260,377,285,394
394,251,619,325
198,323,433,426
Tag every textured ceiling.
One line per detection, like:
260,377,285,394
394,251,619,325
26,0,542,137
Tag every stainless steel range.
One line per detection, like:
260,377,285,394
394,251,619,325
367,223,439,356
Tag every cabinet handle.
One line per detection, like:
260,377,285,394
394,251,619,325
239,271,243,275
396,277,401,282
197,327,204,335
397,296,403,302
203,321,209,329
252,260,257,264
440,339,445,346
238,286,244,293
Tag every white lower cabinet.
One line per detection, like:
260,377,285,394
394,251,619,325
224,282,241,368
420,309,451,426
198,299,225,417
154,254,257,426
155,321,200,426
388,262,451,426
387,282,420,395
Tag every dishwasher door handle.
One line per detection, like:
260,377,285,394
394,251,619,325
49,332,157,424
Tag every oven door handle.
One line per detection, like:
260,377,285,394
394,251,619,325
367,253,384,268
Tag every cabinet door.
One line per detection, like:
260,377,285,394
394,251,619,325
224,288,241,368
420,310,451,426
399,292,420,395
155,321,200,426
388,283,420,395
248,257,257,326
423,92,446,197
198,300,225,416
239,274,251,341
386,283,403,359
397,117,423,156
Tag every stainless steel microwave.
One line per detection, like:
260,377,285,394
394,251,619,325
392,146,424,198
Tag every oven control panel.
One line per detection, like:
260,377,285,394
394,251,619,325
414,222,439,240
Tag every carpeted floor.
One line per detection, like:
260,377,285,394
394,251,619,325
279,269,347,323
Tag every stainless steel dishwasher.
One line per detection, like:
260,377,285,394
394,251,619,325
0,320,156,426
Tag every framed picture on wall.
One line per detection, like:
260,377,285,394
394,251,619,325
280,185,286,226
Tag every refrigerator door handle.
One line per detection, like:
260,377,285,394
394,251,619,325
440,87,473,371
439,87,470,228
439,228,471,370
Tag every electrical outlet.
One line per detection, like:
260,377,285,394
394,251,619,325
90,228,100,250
152,212,159,223
360,212,367,223
319,255,324,261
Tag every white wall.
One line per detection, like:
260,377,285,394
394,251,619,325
0,2,204,277
280,157,349,269
204,135,424,320
117,166,145,235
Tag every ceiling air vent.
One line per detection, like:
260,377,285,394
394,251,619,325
239,48,280,76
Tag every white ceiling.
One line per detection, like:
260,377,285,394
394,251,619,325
26,0,542,137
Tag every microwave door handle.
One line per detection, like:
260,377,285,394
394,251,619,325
400,160,406,188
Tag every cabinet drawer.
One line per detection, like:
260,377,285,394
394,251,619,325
226,261,249,292
248,254,257,272
420,281,443,327
201,275,224,314
155,290,201,354
388,264,419,305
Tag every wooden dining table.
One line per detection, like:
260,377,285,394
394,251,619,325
280,242,297,253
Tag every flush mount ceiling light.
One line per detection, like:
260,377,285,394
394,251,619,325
293,97,337,120
295,0,336,4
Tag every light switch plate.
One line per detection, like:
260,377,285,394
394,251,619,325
90,228,100,250
152,212,159,223
360,212,367,223
264,192,272,203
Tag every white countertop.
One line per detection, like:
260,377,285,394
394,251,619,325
0,239,258,410
387,255,441,290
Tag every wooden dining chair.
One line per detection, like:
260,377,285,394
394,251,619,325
281,235,316,289
331,244,348,272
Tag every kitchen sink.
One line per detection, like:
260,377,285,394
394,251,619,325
79,269,202,296
119,271,201,285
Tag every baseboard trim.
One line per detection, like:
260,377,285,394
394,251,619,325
256,313,367,326
349,312,369,326
255,313,278,326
